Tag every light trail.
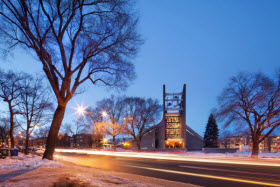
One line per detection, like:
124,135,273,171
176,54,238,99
179,165,280,177
55,149,280,167
126,165,280,187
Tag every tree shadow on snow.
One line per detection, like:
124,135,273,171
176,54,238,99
0,168,37,183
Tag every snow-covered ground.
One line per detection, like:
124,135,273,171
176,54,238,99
0,153,64,171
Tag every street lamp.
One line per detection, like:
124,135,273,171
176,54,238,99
101,111,108,118
73,103,88,117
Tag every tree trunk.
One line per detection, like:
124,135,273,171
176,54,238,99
25,129,29,155
136,141,141,151
8,102,15,148
43,105,66,160
251,141,259,159
113,136,116,151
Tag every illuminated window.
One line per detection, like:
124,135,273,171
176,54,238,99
165,116,180,139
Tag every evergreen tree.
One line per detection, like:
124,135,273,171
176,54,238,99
203,114,219,148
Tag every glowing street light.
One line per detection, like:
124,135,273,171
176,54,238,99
77,106,85,115
101,111,108,118
103,138,108,144
123,142,130,147
34,124,39,129
73,103,88,117
18,132,21,134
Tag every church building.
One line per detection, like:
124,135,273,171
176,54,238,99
132,84,203,151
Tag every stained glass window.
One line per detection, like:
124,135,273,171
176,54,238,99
165,116,180,139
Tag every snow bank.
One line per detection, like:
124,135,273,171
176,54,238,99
36,149,45,154
0,153,64,171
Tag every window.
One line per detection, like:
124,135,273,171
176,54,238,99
165,116,180,139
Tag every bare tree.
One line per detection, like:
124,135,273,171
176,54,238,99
0,0,142,159
35,126,50,147
0,117,10,147
0,69,24,148
17,75,53,154
124,97,161,151
84,107,106,149
216,72,280,158
97,95,125,151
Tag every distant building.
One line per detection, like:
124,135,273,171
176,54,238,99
29,137,46,148
92,134,104,149
266,136,280,153
56,134,71,148
70,133,93,148
219,135,280,152
131,85,203,151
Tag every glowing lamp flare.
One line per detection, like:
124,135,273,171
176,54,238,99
101,111,108,117
73,103,88,118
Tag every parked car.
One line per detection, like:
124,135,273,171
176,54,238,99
29,147,37,152
17,146,24,152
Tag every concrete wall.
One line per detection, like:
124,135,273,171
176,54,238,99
185,126,204,151
131,129,156,150
131,124,204,151
140,129,155,149
202,148,237,153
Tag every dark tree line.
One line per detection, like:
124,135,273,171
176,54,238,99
0,0,143,160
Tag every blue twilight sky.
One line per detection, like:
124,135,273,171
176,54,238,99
1,0,280,136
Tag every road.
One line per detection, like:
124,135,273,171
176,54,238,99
54,152,280,187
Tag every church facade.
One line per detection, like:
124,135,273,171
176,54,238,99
132,84,203,151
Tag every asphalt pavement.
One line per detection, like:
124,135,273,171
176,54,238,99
54,152,280,187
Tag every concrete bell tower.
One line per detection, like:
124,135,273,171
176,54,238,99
162,84,187,149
